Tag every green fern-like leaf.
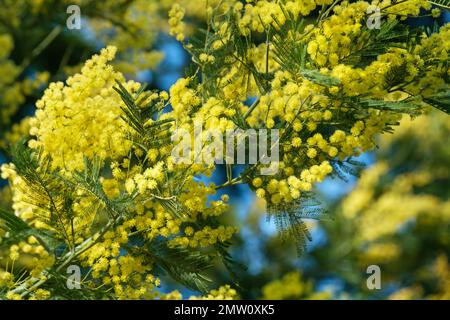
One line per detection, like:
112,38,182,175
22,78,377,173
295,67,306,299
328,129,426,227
0,207,60,252
113,80,174,153
132,240,214,293
0,207,29,233
428,0,450,9
267,193,327,255
423,89,450,115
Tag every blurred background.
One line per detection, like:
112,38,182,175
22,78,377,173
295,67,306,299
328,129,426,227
0,0,449,299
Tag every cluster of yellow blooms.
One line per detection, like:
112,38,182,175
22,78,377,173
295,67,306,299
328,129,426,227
342,161,450,244
1,46,239,299
0,0,166,159
341,156,450,267
0,236,54,300
343,113,450,248
0,0,448,300
261,271,331,300
236,0,334,35
0,33,19,106
166,0,448,216
388,255,450,300
168,4,187,42
330,111,450,298
0,32,49,135
7,236,55,278
81,238,159,299
169,225,238,248
30,46,133,172
160,284,239,300
190,285,239,300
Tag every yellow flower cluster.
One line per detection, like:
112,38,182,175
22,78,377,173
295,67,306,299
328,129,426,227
1,0,169,155
0,33,48,136
307,1,369,67
161,0,230,20
126,161,165,194
1,44,242,298
237,0,334,35
1,0,448,300
0,117,32,149
29,46,133,172
261,271,331,300
190,285,239,300
343,160,450,243
163,0,447,214
169,225,238,248
0,33,21,126
89,0,164,75
383,0,431,18
168,4,186,42
389,255,450,300
81,239,158,299
0,163,51,229
160,284,239,300
0,271,13,289
254,160,333,204
326,110,450,298
239,67,403,206
199,53,215,64
169,77,201,119
410,24,450,97
6,236,54,279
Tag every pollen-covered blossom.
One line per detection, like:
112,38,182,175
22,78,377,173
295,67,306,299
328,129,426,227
190,285,239,300
317,109,450,299
29,46,134,172
167,0,449,214
0,34,21,127
160,284,239,300
0,43,242,299
1,0,448,300
236,0,335,35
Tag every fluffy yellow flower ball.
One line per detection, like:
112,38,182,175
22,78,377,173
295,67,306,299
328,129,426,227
29,46,135,171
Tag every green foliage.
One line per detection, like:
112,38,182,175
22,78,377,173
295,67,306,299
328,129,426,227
0,83,241,299
267,193,328,255
423,89,450,115
133,240,214,293
113,81,174,152
0,207,30,234
428,0,450,9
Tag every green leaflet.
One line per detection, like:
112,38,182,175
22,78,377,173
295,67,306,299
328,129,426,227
358,98,423,114
428,0,450,9
0,207,29,233
424,90,450,115
129,240,215,293
300,68,341,87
